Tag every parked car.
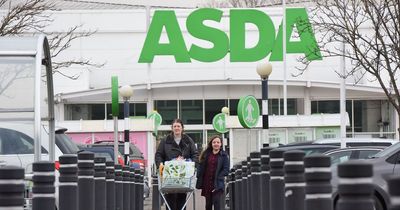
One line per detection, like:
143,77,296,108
323,146,385,165
80,146,125,166
291,137,397,147
90,140,146,169
330,142,400,210
278,144,340,155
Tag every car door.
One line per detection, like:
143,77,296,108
17,131,49,172
0,128,22,167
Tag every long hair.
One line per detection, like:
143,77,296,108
199,135,222,163
169,118,184,136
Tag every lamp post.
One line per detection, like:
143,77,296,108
256,62,273,148
119,85,133,165
221,106,229,150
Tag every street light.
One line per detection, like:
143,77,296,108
256,62,273,148
119,85,133,165
221,106,229,145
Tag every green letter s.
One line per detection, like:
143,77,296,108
187,8,229,62
138,10,190,63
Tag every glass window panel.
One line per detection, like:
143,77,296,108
205,100,228,124
154,100,177,125
180,100,203,125
0,57,35,120
134,103,147,118
229,99,239,116
311,100,340,114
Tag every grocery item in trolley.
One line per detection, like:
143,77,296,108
161,160,195,188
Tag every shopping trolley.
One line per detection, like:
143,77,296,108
158,160,196,210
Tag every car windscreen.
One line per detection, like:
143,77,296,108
371,142,400,158
55,134,80,154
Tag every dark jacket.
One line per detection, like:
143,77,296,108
155,133,199,167
196,150,229,191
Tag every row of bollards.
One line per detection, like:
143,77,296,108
228,148,398,210
0,151,145,210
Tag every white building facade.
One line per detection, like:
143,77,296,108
17,3,396,162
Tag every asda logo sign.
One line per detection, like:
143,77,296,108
138,8,322,63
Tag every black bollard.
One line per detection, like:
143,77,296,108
115,164,123,210
152,173,160,210
260,147,272,210
0,166,25,209
122,166,131,210
135,168,142,210
78,151,95,210
106,161,116,210
247,156,252,210
138,169,144,210
269,149,285,210
59,154,78,210
250,152,262,210
32,161,55,210
234,164,242,210
284,150,305,210
337,160,374,210
304,154,332,210
228,168,235,210
94,157,107,210
387,175,400,210
130,168,136,210
241,160,248,210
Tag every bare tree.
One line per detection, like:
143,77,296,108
297,0,400,137
0,0,104,80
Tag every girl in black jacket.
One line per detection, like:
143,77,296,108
196,135,229,210
155,119,198,210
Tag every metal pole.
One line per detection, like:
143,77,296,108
337,161,374,210
284,150,305,210
340,40,347,148
124,99,130,165
250,152,262,210
262,78,270,148
106,161,116,210
282,0,287,116
32,161,55,210
123,166,131,210
304,154,332,210
78,151,95,210
115,164,123,210
260,147,272,210
229,128,234,168
94,157,107,210
270,149,285,210
59,155,78,210
114,116,119,164
0,166,25,210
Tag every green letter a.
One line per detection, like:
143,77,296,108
270,8,322,61
138,10,190,63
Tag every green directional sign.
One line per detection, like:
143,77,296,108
212,113,228,134
111,76,119,117
237,95,260,128
148,111,162,135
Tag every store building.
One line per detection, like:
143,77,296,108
5,1,395,162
